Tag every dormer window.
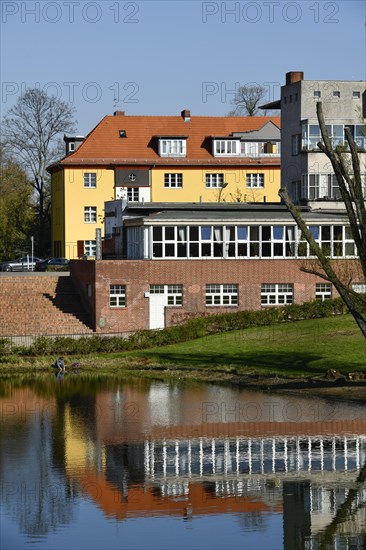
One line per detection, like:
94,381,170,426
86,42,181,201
212,138,240,157
158,137,187,157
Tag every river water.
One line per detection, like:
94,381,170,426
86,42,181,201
1,375,366,549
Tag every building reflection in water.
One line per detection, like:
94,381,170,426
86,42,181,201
1,379,366,548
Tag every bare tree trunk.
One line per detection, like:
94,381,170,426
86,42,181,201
279,188,366,338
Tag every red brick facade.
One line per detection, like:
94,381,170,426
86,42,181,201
70,258,362,333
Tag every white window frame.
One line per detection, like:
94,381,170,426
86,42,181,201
84,240,96,257
352,283,366,293
149,223,356,260
110,285,126,307
150,284,165,294
205,173,224,188
246,173,264,188
149,284,183,306
84,173,96,188
159,139,186,157
167,285,183,306
206,284,238,307
315,283,332,301
164,173,183,188
213,139,240,157
84,206,97,223
127,187,139,202
261,284,293,306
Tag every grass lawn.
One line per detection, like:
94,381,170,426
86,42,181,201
1,315,365,385
118,315,366,378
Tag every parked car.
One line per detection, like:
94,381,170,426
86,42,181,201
35,257,70,272
0,256,43,272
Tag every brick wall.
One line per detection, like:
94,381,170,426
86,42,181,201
70,258,362,333
0,275,93,336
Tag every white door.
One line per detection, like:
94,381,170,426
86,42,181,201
149,294,166,329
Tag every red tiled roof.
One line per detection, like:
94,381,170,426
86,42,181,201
50,114,281,170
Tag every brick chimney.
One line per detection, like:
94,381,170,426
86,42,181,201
114,111,125,116
181,109,191,121
286,72,304,85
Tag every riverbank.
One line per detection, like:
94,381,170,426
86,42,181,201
1,316,366,401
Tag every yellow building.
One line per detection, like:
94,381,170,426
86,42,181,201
48,110,281,259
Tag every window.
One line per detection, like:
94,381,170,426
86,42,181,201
206,173,224,188
206,284,238,306
333,91,340,98
110,285,126,307
302,123,366,151
291,135,300,156
129,173,136,181
167,285,183,306
149,284,183,306
84,173,96,188
313,91,321,98
159,139,186,157
213,140,240,156
84,240,96,257
355,125,366,149
246,173,264,188
353,91,361,99
127,188,139,201
303,174,341,200
316,283,332,301
164,173,183,188
261,284,293,305
84,206,97,223
69,143,75,152
352,283,366,293
150,284,165,294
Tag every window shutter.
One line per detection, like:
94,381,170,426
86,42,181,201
77,240,84,258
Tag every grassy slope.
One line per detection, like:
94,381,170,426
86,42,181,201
118,315,366,378
1,315,365,383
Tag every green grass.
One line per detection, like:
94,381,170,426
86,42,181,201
0,315,365,384
117,315,366,378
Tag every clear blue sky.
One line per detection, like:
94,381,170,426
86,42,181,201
1,0,365,135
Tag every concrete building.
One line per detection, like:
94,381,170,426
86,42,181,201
262,71,366,204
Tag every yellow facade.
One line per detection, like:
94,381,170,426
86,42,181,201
151,166,281,203
52,164,280,259
52,167,115,259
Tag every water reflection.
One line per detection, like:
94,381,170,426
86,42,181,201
1,377,366,549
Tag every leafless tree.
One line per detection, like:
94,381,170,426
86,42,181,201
279,102,366,337
1,89,76,256
228,85,266,117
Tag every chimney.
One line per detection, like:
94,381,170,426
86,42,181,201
181,109,191,121
114,111,125,116
286,72,304,85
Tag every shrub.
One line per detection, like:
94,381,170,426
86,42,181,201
12,296,352,357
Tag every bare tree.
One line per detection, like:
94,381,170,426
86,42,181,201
228,85,266,117
279,101,366,338
1,89,76,256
